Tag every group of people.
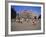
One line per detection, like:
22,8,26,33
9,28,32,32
32,15,41,25
15,15,41,25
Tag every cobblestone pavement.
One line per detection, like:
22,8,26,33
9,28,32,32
11,19,41,31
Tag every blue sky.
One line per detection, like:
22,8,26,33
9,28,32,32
11,5,41,15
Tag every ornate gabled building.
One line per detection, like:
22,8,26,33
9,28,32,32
19,10,37,19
